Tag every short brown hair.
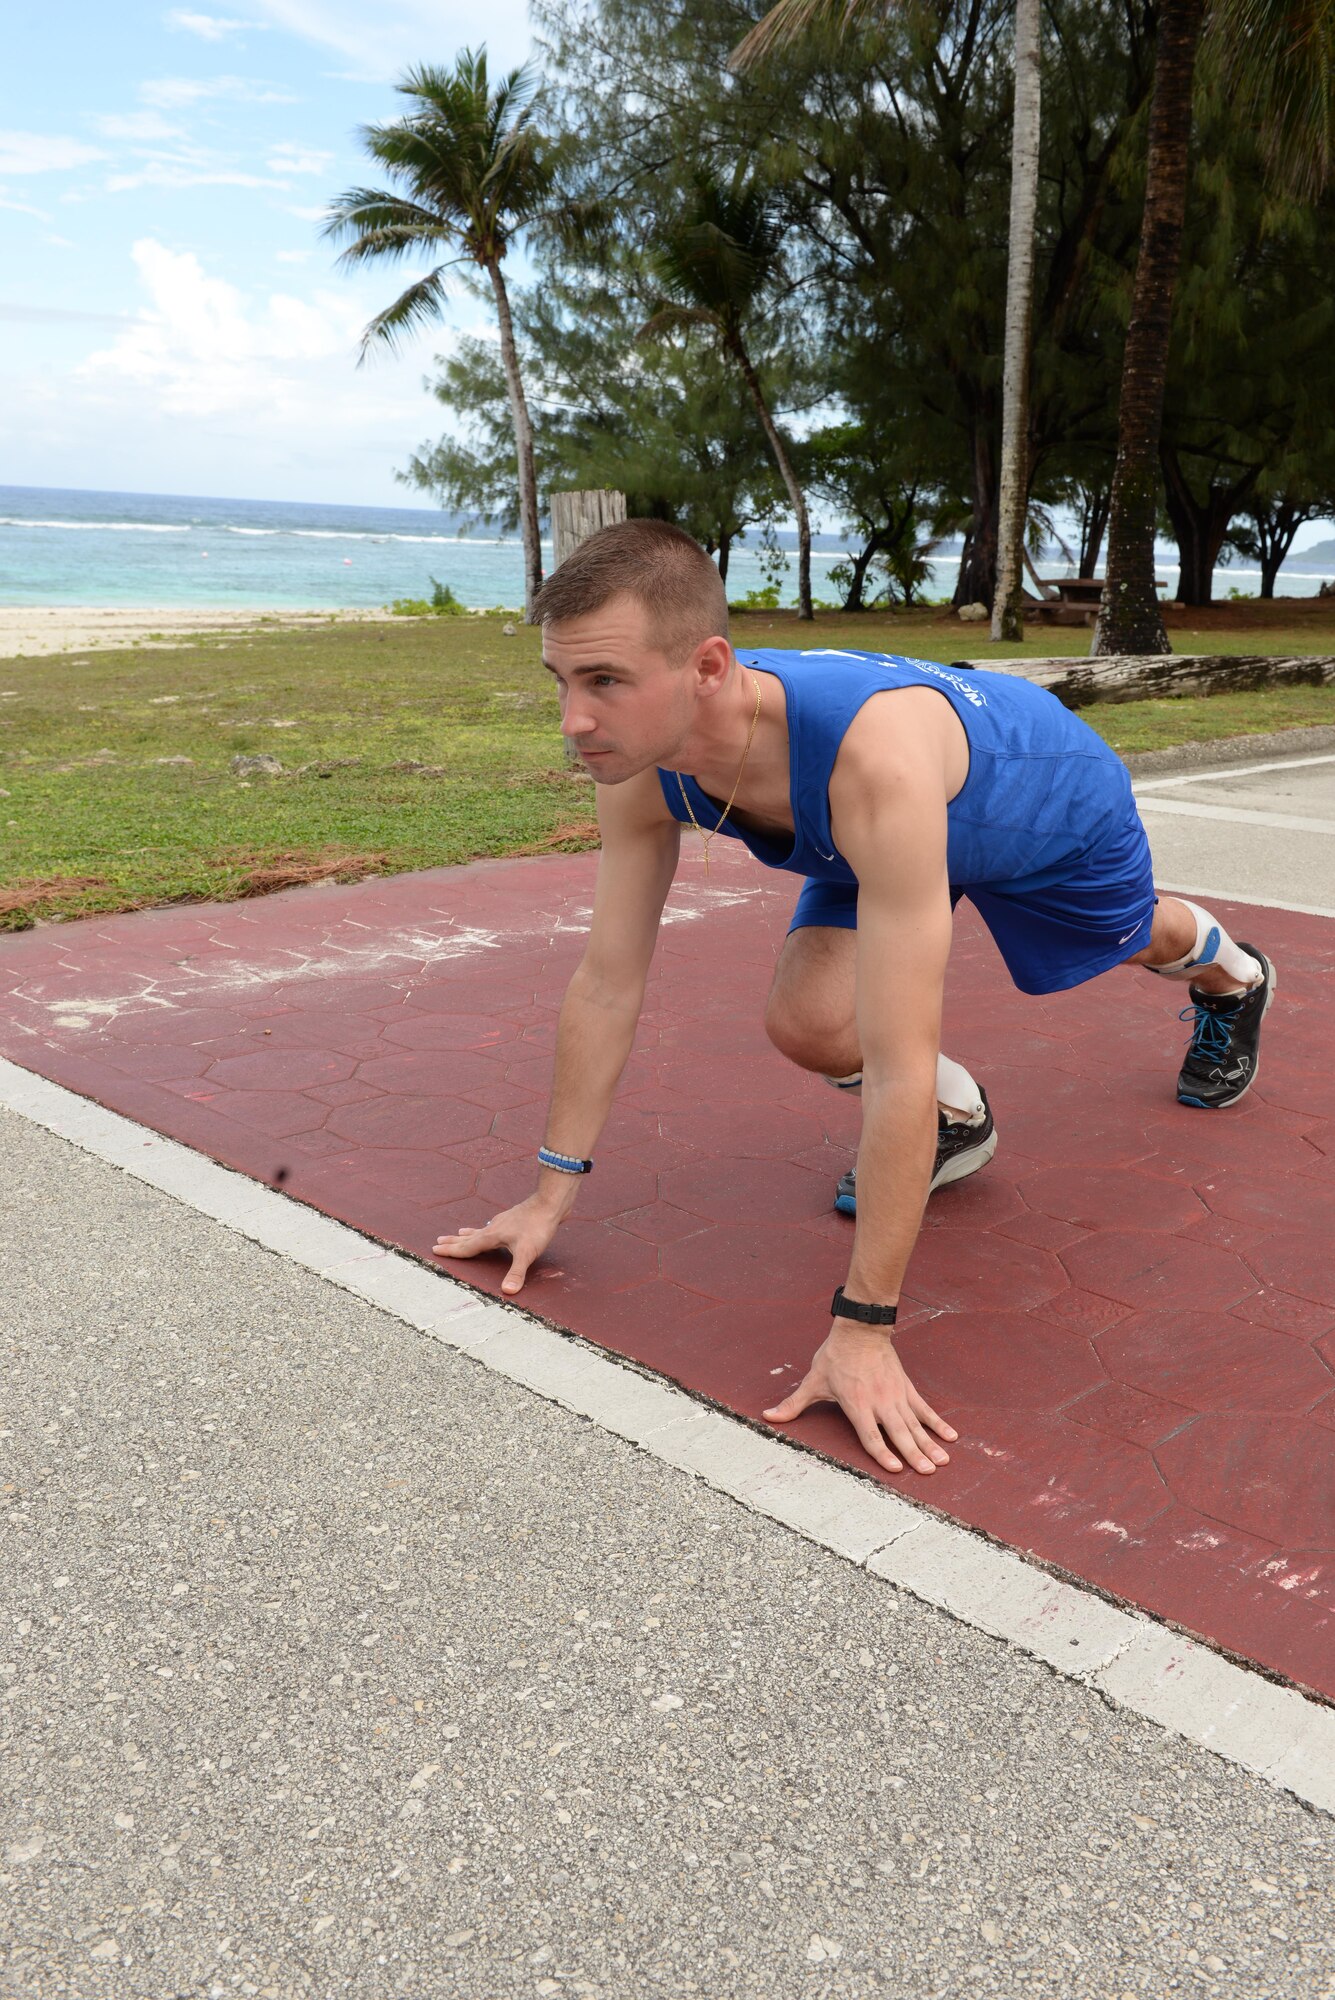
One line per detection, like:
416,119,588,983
533,517,728,655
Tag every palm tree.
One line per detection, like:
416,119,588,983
1092,0,1209,654
640,170,814,620
323,51,552,622
1092,0,1335,655
990,0,1042,642
733,0,1044,642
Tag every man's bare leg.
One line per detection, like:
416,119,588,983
1125,894,1264,992
764,926,981,1109
765,927,994,1210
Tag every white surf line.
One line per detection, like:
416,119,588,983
1135,751,1335,792
1,1051,1332,1819
1153,881,1335,921
1134,797,1335,835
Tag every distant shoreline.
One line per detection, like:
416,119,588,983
0,604,402,660
5,574,1335,663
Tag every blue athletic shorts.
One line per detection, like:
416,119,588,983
788,793,1157,996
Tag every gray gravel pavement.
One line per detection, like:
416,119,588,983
2,1108,1331,2000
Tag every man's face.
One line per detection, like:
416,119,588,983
541,593,702,782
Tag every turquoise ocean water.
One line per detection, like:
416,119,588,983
1,484,1330,611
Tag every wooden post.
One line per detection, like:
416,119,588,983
548,491,627,762
550,489,627,571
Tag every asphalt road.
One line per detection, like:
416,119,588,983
3,741,1334,2000
3,1113,1333,2000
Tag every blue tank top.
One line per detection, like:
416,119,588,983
656,648,1134,891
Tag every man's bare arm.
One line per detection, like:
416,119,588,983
764,698,959,1474
842,774,954,1311
434,768,679,1290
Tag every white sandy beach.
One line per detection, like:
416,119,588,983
0,605,399,660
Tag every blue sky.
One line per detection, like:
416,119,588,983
2,2,537,506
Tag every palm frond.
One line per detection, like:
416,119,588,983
637,303,720,341
357,267,454,361
646,168,785,325
485,61,544,135
1210,0,1335,200
322,188,448,254
730,0,887,72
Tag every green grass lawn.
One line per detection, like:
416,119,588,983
2,608,1333,929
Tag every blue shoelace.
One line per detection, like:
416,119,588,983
1180,1000,1237,1067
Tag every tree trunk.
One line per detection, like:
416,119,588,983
729,336,813,620
1252,501,1314,599
1091,0,1206,657
1079,482,1112,576
1160,448,1258,606
486,257,544,623
842,538,883,611
717,531,731,585
955,423,999,607
991,0,1043,643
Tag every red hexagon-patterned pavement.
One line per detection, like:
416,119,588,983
2,843,1333,1699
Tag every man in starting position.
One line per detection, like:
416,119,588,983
435,521,1274,1478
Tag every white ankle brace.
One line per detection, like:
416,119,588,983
823,1053,986,1125
935,1053,985,1123
1146,900,1262,987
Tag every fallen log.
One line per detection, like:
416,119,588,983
961,652,1335,709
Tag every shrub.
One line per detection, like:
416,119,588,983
387,578,468,617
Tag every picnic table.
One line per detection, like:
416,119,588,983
1028,575,1166,624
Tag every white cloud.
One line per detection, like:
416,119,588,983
166,10,259,37
0,303,130,325
0,132,106,175
275,247,312,261
139,74,297,109
4,240,465,502
247,0,534,80
266,141,332,176
105,162,289,193
285,202,329,220
0,190,50,219
95,111,186,141
78,237,432,427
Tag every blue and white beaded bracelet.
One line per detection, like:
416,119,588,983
537,1145,593,1176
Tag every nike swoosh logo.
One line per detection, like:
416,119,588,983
1117,930,1139,945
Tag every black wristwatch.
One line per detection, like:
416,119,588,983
831,1286,898,1327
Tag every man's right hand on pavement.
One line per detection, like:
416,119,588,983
432,1193,567,1294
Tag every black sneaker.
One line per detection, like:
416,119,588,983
1176,946,1275,1109
834,1089,997,1216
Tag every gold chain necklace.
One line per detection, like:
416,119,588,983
676,671,763,878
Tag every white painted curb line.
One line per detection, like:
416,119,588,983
2,1053,1332,1819
1134,750,1335,791
1152,882,1335,921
